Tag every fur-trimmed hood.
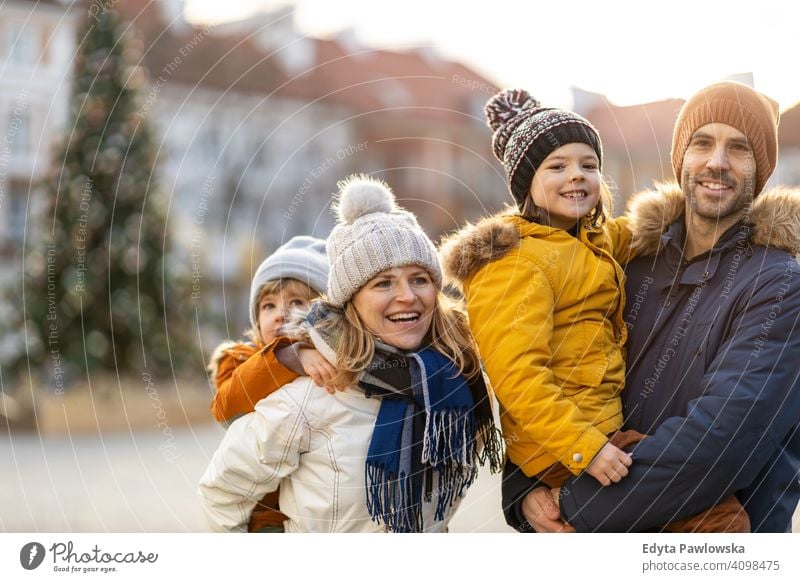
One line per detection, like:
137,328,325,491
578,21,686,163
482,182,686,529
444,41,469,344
207,340,259,381
440,182,800,284
626,181,800,257
439,210,522,286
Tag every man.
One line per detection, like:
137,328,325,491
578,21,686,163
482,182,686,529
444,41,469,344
503,81,800,532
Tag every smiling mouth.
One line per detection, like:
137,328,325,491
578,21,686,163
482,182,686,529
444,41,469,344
697,179,733,192
386,312,421,323
560,190,588,199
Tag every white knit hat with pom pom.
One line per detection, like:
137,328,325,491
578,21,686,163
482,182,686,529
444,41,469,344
326,175,442,306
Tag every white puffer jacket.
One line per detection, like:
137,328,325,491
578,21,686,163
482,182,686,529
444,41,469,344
198,376,457,533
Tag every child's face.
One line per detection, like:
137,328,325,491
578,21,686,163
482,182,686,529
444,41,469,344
528,142,601,230
257,282,313,344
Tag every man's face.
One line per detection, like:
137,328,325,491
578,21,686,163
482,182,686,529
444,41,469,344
680,122,757,221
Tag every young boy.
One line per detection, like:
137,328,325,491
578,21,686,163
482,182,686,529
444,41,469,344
208,236,334,531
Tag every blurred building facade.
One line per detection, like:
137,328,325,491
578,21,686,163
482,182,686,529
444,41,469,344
120,0,506,335
575,88,682,209
2,0,506,342
0,0,78,265
777,102,800,186
3,1,798,350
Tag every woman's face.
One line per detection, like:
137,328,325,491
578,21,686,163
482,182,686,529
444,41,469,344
351,265,436,351
528,142,601,230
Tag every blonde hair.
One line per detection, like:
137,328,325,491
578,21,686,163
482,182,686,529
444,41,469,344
315,292,482,387
520,176,614,229
247,278,320,343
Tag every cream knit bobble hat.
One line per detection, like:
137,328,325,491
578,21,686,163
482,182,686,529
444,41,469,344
326,175,442,307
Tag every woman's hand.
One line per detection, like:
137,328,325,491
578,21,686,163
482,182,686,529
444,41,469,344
298,348,340,394
585,442,632,486
521,487,575,532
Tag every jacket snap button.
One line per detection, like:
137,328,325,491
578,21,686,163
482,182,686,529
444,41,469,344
572,453,583,463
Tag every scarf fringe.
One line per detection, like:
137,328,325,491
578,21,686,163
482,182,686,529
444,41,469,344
422,408,477,521
422,398,504,475
422,408,474,466
434,460,479,521
475,420,505,474
365,465,423,533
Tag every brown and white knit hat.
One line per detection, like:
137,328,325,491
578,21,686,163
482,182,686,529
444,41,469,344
326,175,442,306
485,89,603,206
671,81,780,195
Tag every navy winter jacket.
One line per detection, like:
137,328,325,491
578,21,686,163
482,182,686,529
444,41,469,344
503,184,800,532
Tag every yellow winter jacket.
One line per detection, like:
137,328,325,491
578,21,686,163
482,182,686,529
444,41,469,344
441,213,635,477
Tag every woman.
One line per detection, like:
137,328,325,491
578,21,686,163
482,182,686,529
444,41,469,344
199,175,501,533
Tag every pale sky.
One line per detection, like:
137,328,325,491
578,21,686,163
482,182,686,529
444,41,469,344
184,0,800,111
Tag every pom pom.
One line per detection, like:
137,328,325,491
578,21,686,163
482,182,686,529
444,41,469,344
334,174,396,224
484,89,540,131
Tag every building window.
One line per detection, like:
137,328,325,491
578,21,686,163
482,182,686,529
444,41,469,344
199,126,219,162
7,109,31,158
7,22,36,65
6,185,27,244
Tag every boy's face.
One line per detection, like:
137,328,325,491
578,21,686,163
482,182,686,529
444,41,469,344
257,281,314,344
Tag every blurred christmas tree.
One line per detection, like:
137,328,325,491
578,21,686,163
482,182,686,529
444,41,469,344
16,7,184,387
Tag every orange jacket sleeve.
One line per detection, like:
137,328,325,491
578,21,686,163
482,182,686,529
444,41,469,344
210,337,301,425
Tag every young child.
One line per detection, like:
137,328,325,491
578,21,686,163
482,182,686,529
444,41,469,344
208,235,333,532
440,89,748,532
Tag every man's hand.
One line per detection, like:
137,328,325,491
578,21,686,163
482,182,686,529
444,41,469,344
521,487,575,532
585,442,632,486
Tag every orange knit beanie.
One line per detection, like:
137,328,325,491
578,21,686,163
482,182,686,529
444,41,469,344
672,81,779,194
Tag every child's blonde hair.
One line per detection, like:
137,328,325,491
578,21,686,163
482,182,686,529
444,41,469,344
246,278,320,344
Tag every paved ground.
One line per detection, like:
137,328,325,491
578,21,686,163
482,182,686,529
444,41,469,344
0,423,512,532
1,424,796,533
